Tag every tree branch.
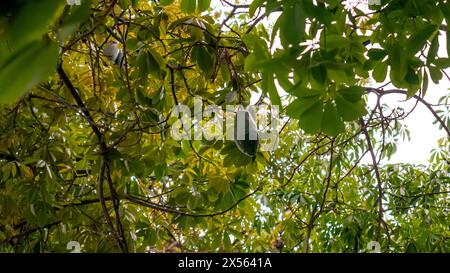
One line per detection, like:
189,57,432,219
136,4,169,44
360,118,384,243
57,63,128,252
365,87,450,139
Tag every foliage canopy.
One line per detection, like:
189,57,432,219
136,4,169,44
0,0,449,253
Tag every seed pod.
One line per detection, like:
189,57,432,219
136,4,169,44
103,42,125,70
273,235,284,252
234,109,259,157
103,42,119,62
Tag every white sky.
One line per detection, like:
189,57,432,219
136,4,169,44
368,78,448,165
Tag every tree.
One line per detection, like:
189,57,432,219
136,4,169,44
0,0,449,253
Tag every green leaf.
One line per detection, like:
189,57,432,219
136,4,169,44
135,89,153,107
291,87,324,99
223,233,232,249
405,24,437,56
137,48,165,80
145,228,157,246
279,2,304,47
58,0,92,41
429,66,443,84
389,43,407,84
249,0,265,17
148,48,165,78
322,102,344,136
335,94,367,121
447,31,450,59
276,67,293,91
181,0,196,14
368,48,387,61
137,51,148,78
302,1,332,27
338,86,365,103
286,97,319,119
243,34,270,72
243,34,268,56
119,0,132,8
197,0,211,12
209,177,229,193
160,0,174,5
187,194,202,210
427,34,439,65
435,58,450,68
244,54,259,72
405,242,418,253
405,68,420,98
262,73,281,107
175,190,191,205
373,61,388,82
298,101,323,134
6,0,65,49
191,45,214,77
220,61,231,82
324,34,350,49
405,68,420,85
0,40,59,104
422,69,429,97
311,65,327,85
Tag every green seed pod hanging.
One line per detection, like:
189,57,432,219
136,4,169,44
234,109,259,157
